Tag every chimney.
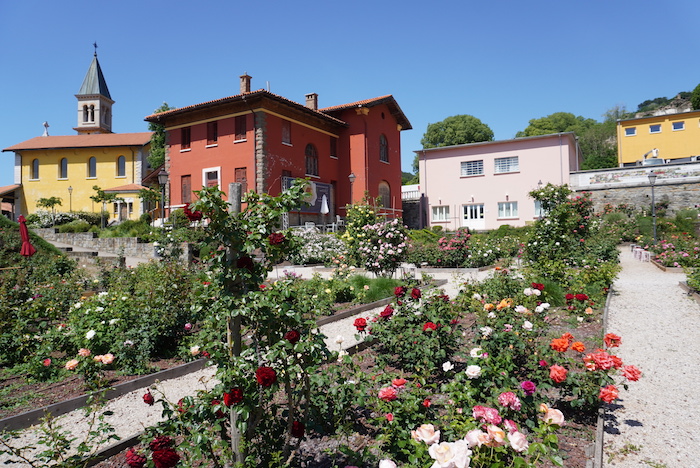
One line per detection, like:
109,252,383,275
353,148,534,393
240,73,252,94
305,93,318,111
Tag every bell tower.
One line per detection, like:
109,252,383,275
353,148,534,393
74,45,114,134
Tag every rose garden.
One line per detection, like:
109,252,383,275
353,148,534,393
1,180,699,467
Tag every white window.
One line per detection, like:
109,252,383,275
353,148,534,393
498,201,518,218
432,205,450,222
460,160,484,177
494,156,519,174
649,124,661,134
672,121,685,131
625,127,636,136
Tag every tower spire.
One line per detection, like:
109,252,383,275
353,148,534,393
74,48,114,134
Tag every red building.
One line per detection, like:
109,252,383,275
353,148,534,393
144,74,411,224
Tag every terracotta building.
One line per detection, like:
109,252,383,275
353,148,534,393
144,74,411,225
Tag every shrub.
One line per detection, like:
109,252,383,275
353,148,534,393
58,219,91,233
286,229,344,265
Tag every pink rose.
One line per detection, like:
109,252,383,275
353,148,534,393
509,431,529,452
100,353,115,365
78,348,91,357
65,359,79,370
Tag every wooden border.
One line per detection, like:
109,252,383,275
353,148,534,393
651,260,685,273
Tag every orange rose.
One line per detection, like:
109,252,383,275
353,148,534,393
571,341,586,352
599,385,619,403
550,338,570,352
622,365,642,381
604,333,621,348
549,364,568,383
561,332,574,341
484,303,495,312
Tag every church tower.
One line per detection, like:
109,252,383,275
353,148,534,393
74,48,114,134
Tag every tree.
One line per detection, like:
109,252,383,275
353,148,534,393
516,112,597,138
147,102,175,169
420,114,494,149
90,185,123,228
412,114,494,179
692,83,700,110
36,197,62,226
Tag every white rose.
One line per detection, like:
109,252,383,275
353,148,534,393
442,361,454,372
509,431,529,453
465,365,482,379
378,460,397,468
469,347,484,358
522,320,533,331
411,423,441,445
85,330,96,340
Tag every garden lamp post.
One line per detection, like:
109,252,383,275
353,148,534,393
68,186,73,212
648,171,657,244
158,169,169,225
348,172,356,206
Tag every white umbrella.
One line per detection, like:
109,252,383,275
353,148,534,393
320,194,329,215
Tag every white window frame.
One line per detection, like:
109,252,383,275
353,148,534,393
460,160,484,177
672,121,685,131
498,201,518,219
494,156,519,174
202,166,222,188
432,205,450,222
625,127,636,136
534,200,544,219
649,124,661,134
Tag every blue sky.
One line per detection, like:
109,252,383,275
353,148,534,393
2,0,700,188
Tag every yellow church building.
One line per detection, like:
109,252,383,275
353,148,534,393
2,52,153,222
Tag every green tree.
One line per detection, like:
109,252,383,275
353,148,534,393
516,112,597,137
413,114,494,179
147,102,174,169
420,114,494,149
36,197,63,226
90,186,122,228
692,83,700,110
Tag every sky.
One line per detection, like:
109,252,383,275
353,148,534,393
2,0,700,188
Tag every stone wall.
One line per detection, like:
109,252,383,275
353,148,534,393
32,229,155,258
570,161,700,216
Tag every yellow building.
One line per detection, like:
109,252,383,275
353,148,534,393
617,110,700,166
2,52,152,221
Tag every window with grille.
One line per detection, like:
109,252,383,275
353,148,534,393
494,156,519,174
379,134,389,162
460,160,484,177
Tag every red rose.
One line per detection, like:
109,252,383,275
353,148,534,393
152,448,180,468
149,436,175,451
565,293,574,301
411,288,421,299
125,447,147,468
143,390,155,406
353,317,367,332
284,330,301,344
422,398,432,407
211,399,225,418
291,420,305,438
423,322,437,332
599,385,619,404
575,293,589,301
256,366,277,387
268,232,286,245
236,255,254,271
604,333,622,348
379,305,394,319
223,388,243,406
394,286,407,297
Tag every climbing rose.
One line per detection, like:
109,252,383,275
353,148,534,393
255,367,277,387
125,447,147,468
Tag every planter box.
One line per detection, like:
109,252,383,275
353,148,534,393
651,260,686,273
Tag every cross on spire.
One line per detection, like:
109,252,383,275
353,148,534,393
93,42,98,56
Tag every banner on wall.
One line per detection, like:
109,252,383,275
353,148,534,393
282,177,332,213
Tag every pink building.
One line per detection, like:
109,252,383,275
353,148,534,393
417,132,581,231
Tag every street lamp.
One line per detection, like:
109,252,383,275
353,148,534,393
348,172,356,205
157,169,169,225
67,186,73,212
648,171,658,244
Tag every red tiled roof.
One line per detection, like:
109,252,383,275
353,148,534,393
145,90,347,126
2,133,152,152
103,184,147,193
321,95,412,130
320,95,394,112
0,184,21,197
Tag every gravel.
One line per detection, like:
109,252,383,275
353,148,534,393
603,248,700,467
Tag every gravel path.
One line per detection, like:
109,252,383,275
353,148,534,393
603,248,700,467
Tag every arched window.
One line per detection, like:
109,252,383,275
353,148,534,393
379,134,389,162
83,105,89,123
59,158,68,179
31,159,40,179
378,181,391,208
89,105,95,122
305,144,318,176
88,157,97,178
117,156,126,177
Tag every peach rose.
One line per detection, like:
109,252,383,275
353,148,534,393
100,353,114,365
411,424,441,445
622,365,642,381
509,431,529,453
78,348,91,357
65,359,79,370
542,407,565,426
485,424,506,447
